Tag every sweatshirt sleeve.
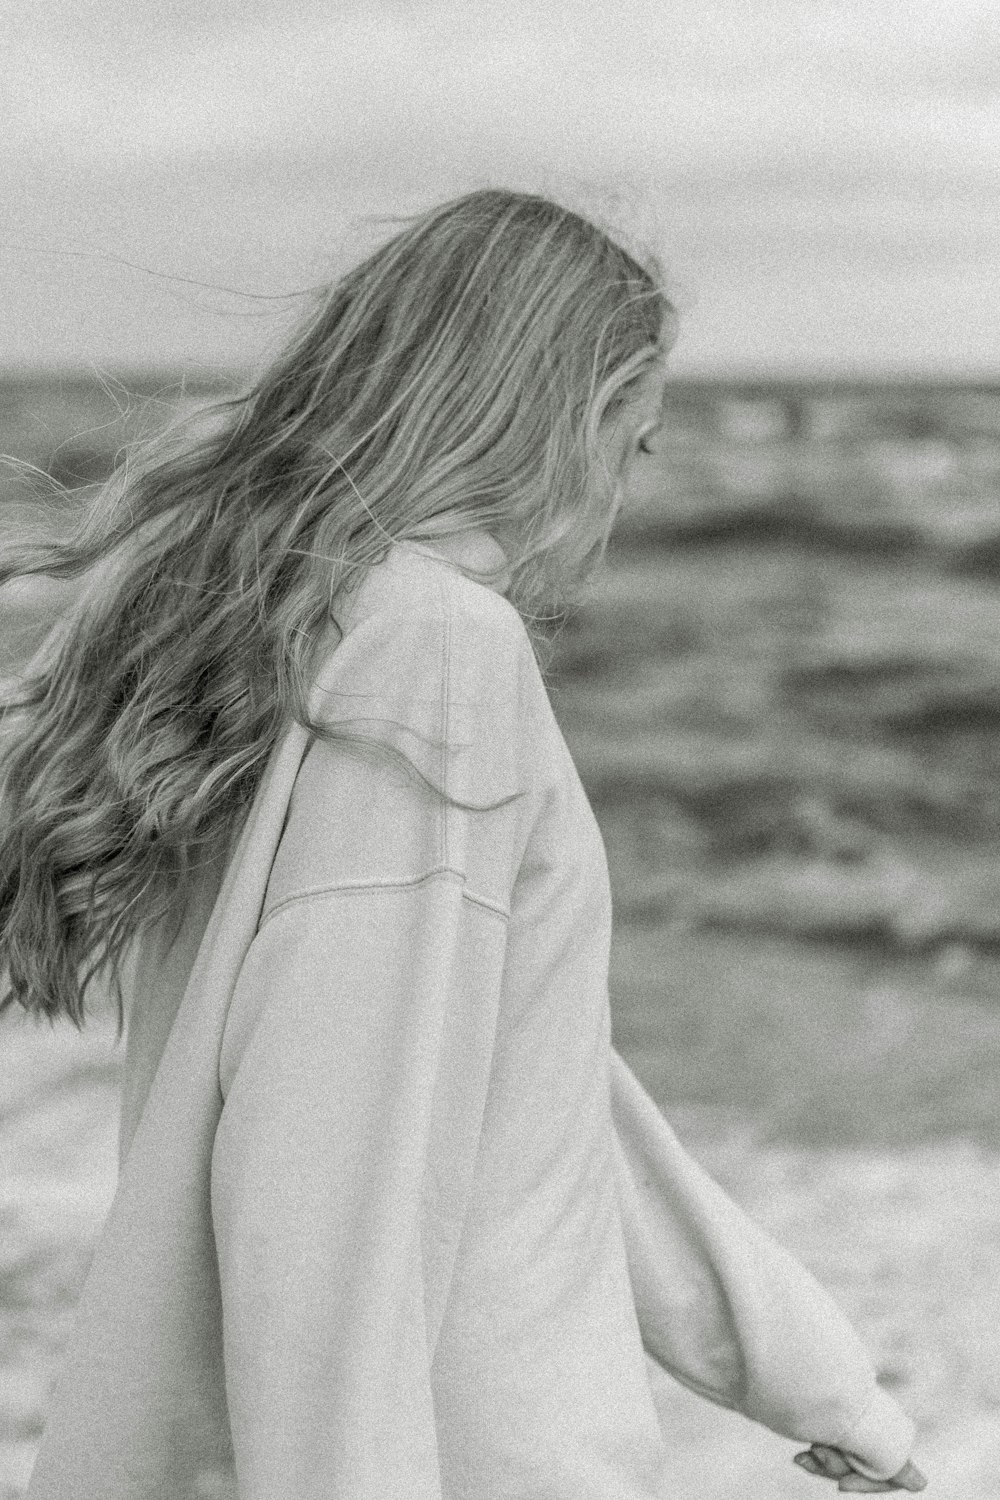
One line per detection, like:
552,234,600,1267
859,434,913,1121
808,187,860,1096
206,575,537,1499
609,1049,917,1480
210,878,509,1500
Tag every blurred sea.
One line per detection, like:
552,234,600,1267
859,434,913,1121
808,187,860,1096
3,374,1000,1496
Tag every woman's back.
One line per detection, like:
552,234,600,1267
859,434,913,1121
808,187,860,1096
27,540,670,1499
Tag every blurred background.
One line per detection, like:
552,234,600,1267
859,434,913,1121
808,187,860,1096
3,1,1000,1496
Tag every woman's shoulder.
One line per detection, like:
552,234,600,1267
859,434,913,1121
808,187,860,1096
308,546,544,807
343,542,527,641
328,545,536,687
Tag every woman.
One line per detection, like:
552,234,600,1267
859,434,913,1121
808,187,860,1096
0,189,925,1498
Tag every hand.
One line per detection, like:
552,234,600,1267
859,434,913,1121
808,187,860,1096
794,1444,928,1492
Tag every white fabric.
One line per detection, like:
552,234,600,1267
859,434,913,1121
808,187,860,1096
26,540,915,1499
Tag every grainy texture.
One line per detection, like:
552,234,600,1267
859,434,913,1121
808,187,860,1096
4,990,999,1496
4,377,1000,1493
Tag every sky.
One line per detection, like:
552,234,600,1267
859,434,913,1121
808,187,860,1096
2,0,999,379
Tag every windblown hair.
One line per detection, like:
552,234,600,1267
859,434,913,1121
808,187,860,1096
0,187,670,1027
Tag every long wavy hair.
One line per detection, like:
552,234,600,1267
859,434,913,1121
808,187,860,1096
0,187,670,1028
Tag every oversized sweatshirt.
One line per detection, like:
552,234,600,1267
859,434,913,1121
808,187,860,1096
25,538,915,1500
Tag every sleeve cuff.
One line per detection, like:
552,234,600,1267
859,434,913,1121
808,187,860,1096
837,1384,917,1481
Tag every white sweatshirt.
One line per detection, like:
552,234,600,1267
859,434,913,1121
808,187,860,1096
25,538,915,1500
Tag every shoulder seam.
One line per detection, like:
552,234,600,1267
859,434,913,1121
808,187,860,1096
259,866,511,930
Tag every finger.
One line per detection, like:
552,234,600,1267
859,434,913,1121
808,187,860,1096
892,1461,928,1492
811,1446,855,1478
839,1458,928,1493
794,1452,825,1476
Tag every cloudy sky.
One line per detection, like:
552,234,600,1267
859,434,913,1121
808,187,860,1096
3,0,998,378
